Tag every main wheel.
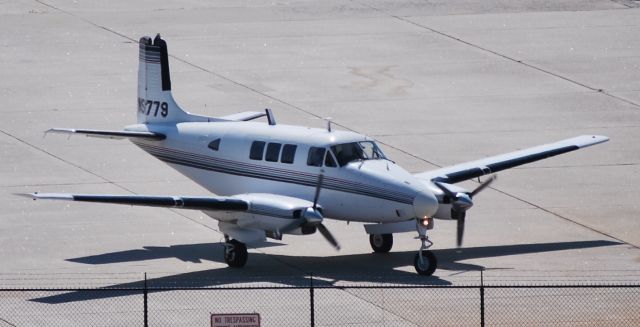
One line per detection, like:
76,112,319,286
369,234,393,253
413,250,437,276
224,239,248,268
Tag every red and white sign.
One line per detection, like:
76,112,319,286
211,313,261,327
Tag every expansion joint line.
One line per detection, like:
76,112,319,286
390,15,640,110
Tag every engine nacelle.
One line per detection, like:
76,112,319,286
288,225,317,235
207,193,322,242
432,203,455,220
427,182,470,220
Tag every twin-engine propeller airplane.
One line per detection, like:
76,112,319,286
23,34,608,275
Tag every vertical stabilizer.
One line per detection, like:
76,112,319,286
137,34,191,124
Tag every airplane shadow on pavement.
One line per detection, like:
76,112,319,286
31,240,620,304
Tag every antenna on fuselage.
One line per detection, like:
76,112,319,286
265,108,276,126
326,117,332,132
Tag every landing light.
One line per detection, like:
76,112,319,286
420,217,434,230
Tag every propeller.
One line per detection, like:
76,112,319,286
304,172,340,250
433,175,496,247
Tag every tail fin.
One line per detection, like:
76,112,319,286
137,34,196,124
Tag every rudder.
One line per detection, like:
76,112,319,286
137,34,190,124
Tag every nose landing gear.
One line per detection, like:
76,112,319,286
414,219,437,276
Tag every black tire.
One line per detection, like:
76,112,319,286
224,239,248,268
369,234,393,253
413,250,437,276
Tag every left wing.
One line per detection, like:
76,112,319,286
19,193,247,211
415,135,609,184
20,192,339,248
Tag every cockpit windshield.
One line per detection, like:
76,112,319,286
330,141,388,166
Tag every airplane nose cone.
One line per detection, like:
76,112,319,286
413,190,438,218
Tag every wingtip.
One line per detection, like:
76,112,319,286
595,135,609,142
13,192,38,200
575,135,609,148
14,192,74,201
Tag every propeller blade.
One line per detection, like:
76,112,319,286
456,212,466,247
317,223,340,250
312,173,324,209
470,175,497,197
433,181,457,199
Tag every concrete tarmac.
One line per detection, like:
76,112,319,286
1,0,640,325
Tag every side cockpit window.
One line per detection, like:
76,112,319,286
307,147,326,167
307,147,337,168
324,151,337,167
208,138,221,151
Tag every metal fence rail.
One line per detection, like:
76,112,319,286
1,281,639,326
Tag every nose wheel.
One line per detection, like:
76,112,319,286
414,219,437,276
224,239,248,268
414,250,437,275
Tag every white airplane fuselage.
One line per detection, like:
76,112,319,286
129,121,439,224
26,34,610,275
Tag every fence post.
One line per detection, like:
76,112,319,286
480,270,485,327
310,273,315,327
144,272,148,327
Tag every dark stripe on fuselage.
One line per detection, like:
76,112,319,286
133,142,415,205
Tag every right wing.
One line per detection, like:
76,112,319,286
415,135,609,184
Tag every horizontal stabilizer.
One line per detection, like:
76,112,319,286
46,128,165,140
218,111,267,122
19,193,248,211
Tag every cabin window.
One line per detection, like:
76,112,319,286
307,147,326,167
281,144,297,164
249,141,266,160
265,143,282,162
324,151,337,167
208,139,221,151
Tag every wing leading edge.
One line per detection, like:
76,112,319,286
20,193,248,211
415,135,609,184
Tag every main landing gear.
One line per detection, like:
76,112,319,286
224,237,248,268
369,233,393,253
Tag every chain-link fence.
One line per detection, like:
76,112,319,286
1,282,639,326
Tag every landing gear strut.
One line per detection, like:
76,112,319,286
414,219,437,276
369,233,393,253
224,238,248,268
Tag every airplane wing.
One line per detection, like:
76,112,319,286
19,193,247,211
46,128,165,141
19,192,338,247
414,135,609,184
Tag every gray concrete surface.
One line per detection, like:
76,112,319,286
1,0,640,325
